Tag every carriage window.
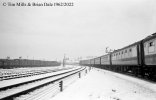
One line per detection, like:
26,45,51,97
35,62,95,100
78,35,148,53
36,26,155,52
148,41,155,53
149,41,154,47
125,50,127,53
122,51,123,54
129,49,132,52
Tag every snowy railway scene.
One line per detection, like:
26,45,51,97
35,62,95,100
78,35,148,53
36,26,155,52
52,68,156,100
0,65,89,100
0,0,156,100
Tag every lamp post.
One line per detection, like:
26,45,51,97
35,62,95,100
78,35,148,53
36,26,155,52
105,47,114,54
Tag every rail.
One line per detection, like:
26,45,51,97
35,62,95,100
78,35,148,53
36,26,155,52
0,66,89,100
0,67,72,81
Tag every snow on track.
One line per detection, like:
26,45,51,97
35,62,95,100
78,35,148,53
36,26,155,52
51,68,156,100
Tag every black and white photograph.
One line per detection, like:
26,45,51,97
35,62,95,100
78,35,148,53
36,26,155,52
0,0,156,100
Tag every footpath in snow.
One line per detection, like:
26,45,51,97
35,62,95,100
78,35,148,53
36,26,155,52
51,68,156,100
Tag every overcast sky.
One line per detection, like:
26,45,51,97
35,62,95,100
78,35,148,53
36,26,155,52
0,0,156,61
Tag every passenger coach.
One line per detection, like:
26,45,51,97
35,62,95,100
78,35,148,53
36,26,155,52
143,34,156,78
80,33,156,80
110,41,142,75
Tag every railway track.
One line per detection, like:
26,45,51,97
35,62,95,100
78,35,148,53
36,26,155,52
0,66,88,100
0,67,72,81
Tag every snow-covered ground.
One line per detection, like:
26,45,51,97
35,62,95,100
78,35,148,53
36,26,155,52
50,68,156,100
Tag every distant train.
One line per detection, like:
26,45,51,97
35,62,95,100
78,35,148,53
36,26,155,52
80,33,156,80
0,59,61,68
